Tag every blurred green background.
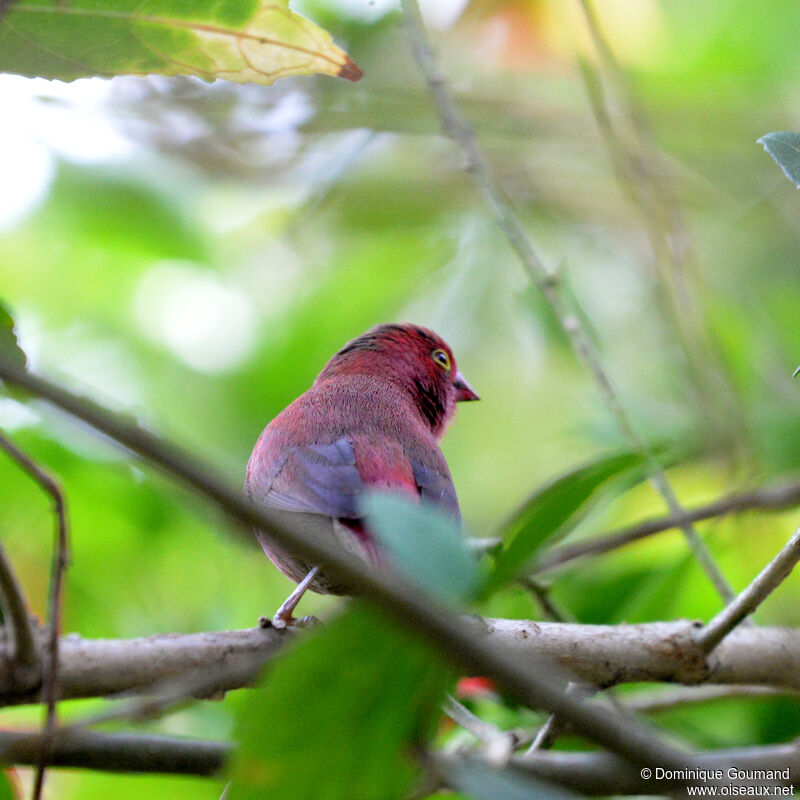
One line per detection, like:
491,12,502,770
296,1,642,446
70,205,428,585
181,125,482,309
3,0,800,796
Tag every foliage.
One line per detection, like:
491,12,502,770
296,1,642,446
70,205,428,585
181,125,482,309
0,302,26,371
363,492,481,604
759,132,800,189
0,0,359,84
229,603,451,800
489,449,648,589
2,0,800,797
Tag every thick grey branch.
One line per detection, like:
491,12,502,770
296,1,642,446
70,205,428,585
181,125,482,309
480,619,800,689
696,527,800,653
0,626,288,706
0,620,798,709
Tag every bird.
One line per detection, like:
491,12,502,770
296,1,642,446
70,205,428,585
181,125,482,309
244,322,479,627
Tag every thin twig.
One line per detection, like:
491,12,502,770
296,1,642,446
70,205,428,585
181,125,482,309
0,534,38,668
0,364,697,772
399,0,736,606
525,682,594,755
576,0,744,451
622,685,792,715
536,478,800,572
442,695,519,764
525,713,562,753
518,577,574,623
696,527,800,654
0,431,70,800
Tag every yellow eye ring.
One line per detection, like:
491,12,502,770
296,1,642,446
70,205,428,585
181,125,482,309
432,348,451,370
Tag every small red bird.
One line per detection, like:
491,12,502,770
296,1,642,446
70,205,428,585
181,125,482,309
245,323,478,626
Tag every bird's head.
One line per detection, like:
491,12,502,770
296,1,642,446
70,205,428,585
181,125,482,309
317,323,479,438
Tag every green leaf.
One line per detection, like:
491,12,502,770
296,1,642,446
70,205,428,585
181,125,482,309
0,301,27,372
439,759,575,800
489,450,648,589
229,603,451,800
613,552,695,624
0,770,16,800
0,0,361,85
363,492,481,604
758,132,800,188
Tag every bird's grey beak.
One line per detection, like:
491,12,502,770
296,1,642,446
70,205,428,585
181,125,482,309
453,371,480,402
794,365,800,378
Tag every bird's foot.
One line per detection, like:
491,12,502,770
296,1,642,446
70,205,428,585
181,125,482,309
265,566,320,630
263,612,319,630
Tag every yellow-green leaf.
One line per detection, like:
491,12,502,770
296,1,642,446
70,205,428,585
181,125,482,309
0,0,361,85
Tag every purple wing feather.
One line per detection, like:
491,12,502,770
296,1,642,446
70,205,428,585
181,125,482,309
247,436,364,519
411,459,460,519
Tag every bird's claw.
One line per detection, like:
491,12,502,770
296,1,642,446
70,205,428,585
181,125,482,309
266,612,319,630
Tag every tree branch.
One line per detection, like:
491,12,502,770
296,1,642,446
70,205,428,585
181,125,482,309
2,727,797,797
0,364,694,772
0,533,38,671
537,478,800,572
622,684,794,715
695,527,800,654
442,695,519,764
399,0,736,605
0,620,797,710
0,729,228,776
516,744,799,796
0,429,70,800
479,619,800,690
0,626,287,706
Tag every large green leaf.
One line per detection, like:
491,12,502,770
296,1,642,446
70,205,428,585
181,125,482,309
758,132,800,188
229,603,451,800
0,0,361,85
0,302,26,372
489,450,648,589
363,492,481,605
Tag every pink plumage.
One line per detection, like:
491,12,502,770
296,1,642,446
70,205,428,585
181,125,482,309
245,323,478,605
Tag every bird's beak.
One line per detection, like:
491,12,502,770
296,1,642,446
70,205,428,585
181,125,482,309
793,365,800,378
453,371,480,402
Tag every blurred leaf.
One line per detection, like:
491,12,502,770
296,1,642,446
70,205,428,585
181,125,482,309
0,301,26,371
489,451,648,589
438,758,574,800
0,770,18,800
229,603,451,800
612,552,695,624
363,493,481,605
758,132,800,188
0,0,360,85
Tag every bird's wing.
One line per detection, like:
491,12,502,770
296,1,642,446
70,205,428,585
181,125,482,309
246,437,364,519
410,459,461,520
247,433,460,520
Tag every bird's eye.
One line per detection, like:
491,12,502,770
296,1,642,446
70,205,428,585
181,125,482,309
432,349,451,370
